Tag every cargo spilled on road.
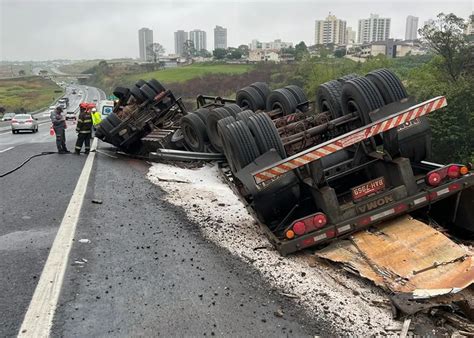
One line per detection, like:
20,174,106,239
94,69,474,333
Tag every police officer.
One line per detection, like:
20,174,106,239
51,106,69,154
75,104,93,154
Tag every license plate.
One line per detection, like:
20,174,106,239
351,177,386,200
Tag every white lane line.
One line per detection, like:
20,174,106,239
0,146,14,153
18,137,98,337
96,149,118,159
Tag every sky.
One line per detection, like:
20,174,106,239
0,0,472,61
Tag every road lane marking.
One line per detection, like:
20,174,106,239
0,146,14,153
96,149,118,158
18,138,98,337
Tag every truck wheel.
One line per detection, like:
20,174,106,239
337,74,359,83
341,77,385,125
247,112,286,159
130,86,146,104
221,120,260,173
316,80,343,119
107,113,122,127
139,84,157,101
285,85,309,112
217,116,236,156
222,103,242,117
249,82,271,102
194,108,210,123
236,110,255,124
147,79,165,94
266,88,298,115
236,87,265,111
366,69,407,104
113,87,130,102
206,107,233,153
135,79,147,88
181,113,208,152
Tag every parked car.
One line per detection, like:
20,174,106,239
65,111,76,120
11,114,39,133
2,112,15,121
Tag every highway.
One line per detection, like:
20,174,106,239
0,86,324,336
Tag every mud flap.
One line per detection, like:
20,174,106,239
316,215,474,316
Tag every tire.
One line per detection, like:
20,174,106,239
129,86,146,104
139,84,157,100
12,130,15,134
135,79,147,88
266,88,298,115
285,85,307,104
194,108,210,123
366,69,408,104
249,82,271,101
206,107,234,153
181,113,208,152
100,119,115,134
236,110,255,124
341,77,385,125
338,74,359,83
247,113,286,159
236,87,265,111
221,120,260,173
113,87,130,101
107,113,122,127
222,103,242,117
147,79,165,93
316,80,343,119
95,127,104,140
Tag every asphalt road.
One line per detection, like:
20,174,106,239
1,85,329,336
0,85,104,337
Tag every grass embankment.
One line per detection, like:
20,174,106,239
58,60,100,74
126,64,254,83
0,76,63,112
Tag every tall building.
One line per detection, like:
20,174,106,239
174,30,188,56
189,29,207,51
346,27,356,44
248,39,292,51
138,27,153,61
405,15,419,40
358,14,391,43
214,25,227,49
314,14,347,45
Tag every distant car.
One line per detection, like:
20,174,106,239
2,112,15,121
65,111,76,120
11,114,39,134
72,90,77,94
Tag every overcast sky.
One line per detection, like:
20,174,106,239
0,0,472,61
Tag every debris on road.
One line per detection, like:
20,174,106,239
78,239,91,244
91,199,103,204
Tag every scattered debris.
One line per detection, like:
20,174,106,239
78,239,91,244
91,199,103,204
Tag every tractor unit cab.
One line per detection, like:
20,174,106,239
193,70,473,255
94,79,186,154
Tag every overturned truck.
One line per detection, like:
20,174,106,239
95,69,474,256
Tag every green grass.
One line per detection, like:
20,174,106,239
125,64,254,84
58,60,101,74
0,76,63,112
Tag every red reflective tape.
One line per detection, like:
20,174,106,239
435,97,446,110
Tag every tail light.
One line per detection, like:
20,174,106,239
11,119,18,123
426,164,470,186
286,212,328,239
26,119,33,123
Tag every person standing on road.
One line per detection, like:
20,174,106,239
51,106,70,154
75,104,93,154
91,107,102,128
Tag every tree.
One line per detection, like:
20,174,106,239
294,41,309,61
418,13,472,81
213,48,227,60
18,70,25,76
147,43,166,63
238,44,249,57
229,49,242,60
334,48,346,58
183,40,196,59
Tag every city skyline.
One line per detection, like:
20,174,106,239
0,0,471,61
